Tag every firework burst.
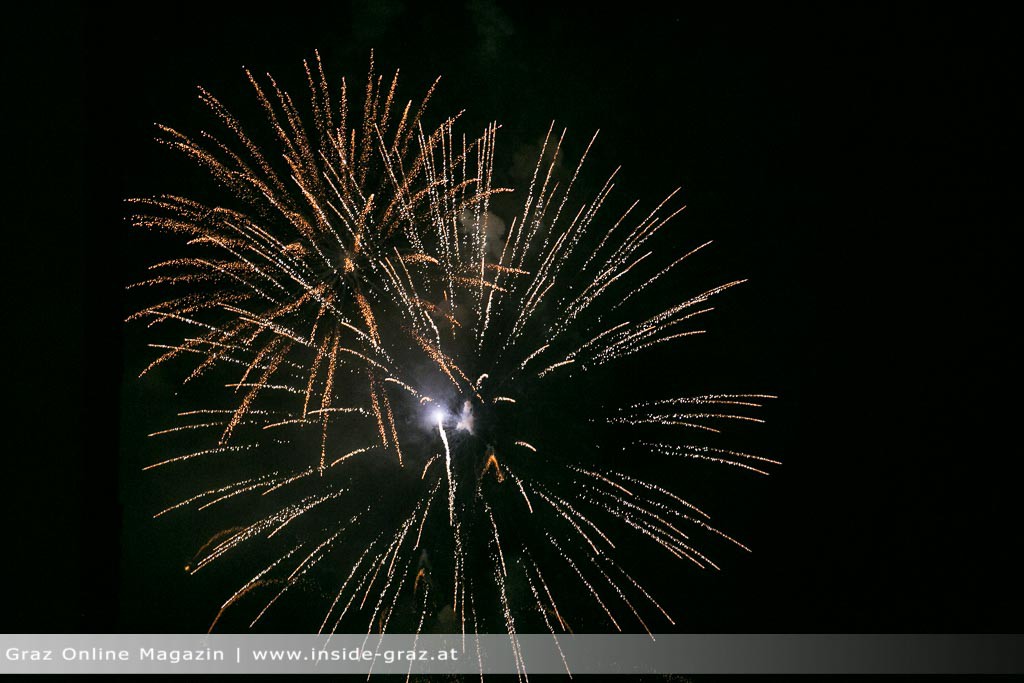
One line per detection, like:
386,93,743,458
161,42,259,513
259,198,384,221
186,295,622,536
129,53,777,656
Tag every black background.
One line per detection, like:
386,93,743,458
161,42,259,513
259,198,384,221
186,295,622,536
6,3,1020,636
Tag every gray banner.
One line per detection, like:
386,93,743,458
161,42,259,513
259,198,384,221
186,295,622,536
1,634,1022,674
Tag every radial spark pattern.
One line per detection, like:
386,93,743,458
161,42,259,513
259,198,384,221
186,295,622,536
130,54,777,653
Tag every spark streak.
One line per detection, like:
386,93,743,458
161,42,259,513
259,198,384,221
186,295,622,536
437,413,454,527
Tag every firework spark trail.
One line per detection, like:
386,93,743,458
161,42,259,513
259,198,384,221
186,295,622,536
483,498,526,679
406,581,430,683
250,511,361,627
267,489,348,539
143,444,255,470
609,412,767,427
133,54,778,637
581,486,695,553
414,478,442,547
435,413,468,616
637,441,781,475
191,507,297,572
153,473,276,518
586,552,655,637
319,530,379,635
195,477,279,511
524,565,572,676
626,393,779,408
530,484,607,555
437,414,455,526
546,533,621,631
364,528,416,640
207,542,306,633
528,555,570,633
585,486,728,570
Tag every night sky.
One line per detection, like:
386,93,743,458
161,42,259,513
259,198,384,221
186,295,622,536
7,4,1020,639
